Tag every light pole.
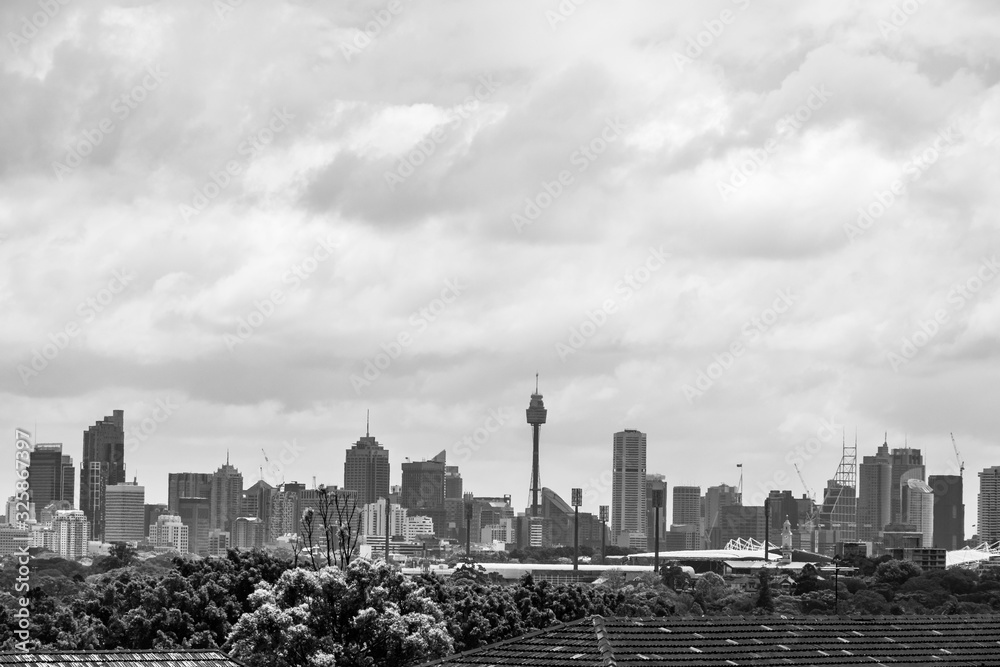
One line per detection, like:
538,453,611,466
763,496,770,561
599,505,609,565
651,488,664,575
571,488,582,573
832,555,842,615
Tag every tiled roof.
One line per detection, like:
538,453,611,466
419,614,1000,666
0,651,243,667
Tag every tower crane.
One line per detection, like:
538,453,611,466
951,433,964,477
793,463,819,530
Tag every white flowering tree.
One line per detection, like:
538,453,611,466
226,559,453,667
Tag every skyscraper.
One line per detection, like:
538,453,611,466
241,479,274,542
29,443,67,509
177,496,211,555
401,451,447,537
211,458,243,533
343,420,390,506
978,466,1000,544
703,484,740,545
61,454,75,505
104,482,145,543
526,375,547,518
901,478,934,547
928,474,964,550
672,485,700,525
149,514,188,552
80,410,125,540
612,429,647,548
168,472,213,513
889,445,924,525
857,441,892,543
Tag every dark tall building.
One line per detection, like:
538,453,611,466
168,472,213,513
211,459,243,533
29,443,68,509
61,454,75,505
525,375,547,518
177,497,211,555
343,423,390,506
928,475,963,551
647,475,669,551
766,490,807,546
81,410,126,540
401,451,446,537
671,484,700,525
857,442,891,543
712,504,766,549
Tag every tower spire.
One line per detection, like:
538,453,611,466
535,372,539,394
366,409,370,437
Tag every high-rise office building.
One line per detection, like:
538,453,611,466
901,478,934,547
61,454,75,505
168,472,213,513
53,510,89,559
713,504,765,548
240,479,274,539
672,485,700,525
29,443,70,510
703,484,740,547
928,474,964,550
979,466,1000,544
104,482,145,543
612,429,647,547
344,424,390,506
269,487,298,540
211,459,243,533
233,517,265,549
80,410,125,540
177,497,211,555
857,441,892,543
401,451,447,537
889,446,924,525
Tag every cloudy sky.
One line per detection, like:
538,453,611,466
2,0,998,538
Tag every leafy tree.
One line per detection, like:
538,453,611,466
793,563,821,595
873,559,922,588
755,568,774,612
226,559,452,667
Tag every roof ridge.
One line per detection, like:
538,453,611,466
592,615,617,667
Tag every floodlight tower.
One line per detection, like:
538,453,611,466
526,374,547,518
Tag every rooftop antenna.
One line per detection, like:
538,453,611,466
535,372,539,394
366,409,370,437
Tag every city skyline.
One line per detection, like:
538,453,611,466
7,406,992,540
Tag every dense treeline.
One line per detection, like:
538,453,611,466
1,549,999,665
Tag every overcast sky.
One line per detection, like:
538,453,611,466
2,0,998,538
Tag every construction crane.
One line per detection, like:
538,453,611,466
951,433,964,477
793,463,819,530
261,447,284,487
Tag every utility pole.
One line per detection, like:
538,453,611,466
572,488,582,573
763,496,770,561
652,488,664,575
599,505,609,565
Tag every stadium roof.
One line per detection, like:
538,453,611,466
418,614,1000,666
